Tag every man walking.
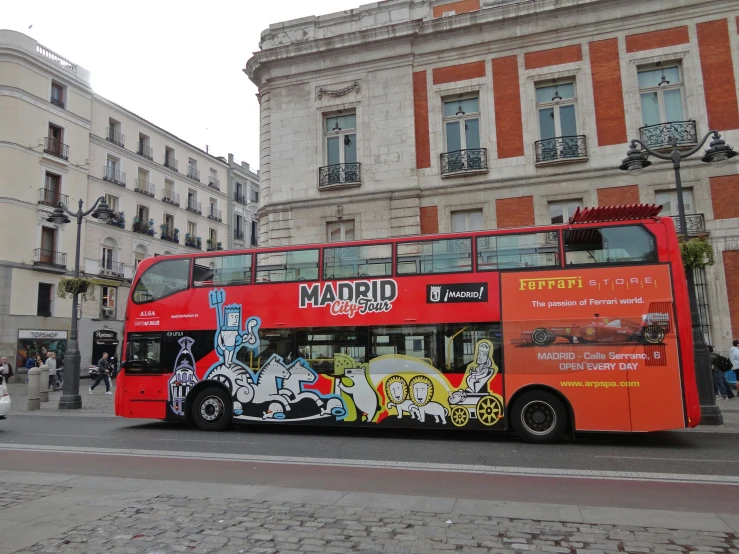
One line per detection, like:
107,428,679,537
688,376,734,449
90,352,112,395
0,357,12,381
46,351,60,391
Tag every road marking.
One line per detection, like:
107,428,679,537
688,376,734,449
595,455,739,463
23,434,259,445
1,443,738,486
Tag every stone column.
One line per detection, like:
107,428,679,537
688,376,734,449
39,364,49,402
27,366,40,410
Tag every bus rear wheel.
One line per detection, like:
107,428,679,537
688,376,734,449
511,391,567,444
192,387,232,432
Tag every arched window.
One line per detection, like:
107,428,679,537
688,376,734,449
134,244,148,269
101,237,117,270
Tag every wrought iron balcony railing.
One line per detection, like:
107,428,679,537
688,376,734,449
208,176,220,190
208,208,222,222
165,156,178,172
234,192,246,205
535,135,588,164
99,259,126,278
104,167,126,186
132,221,155,236
639,120,697,150
234,229,245,241
135,179,155,197
440,148,488,175
33,248,66,269
38,188,69,208
318,163,361,188
50,97,64,109
162,190,180,206
106,128,125,147
44,137,69,160
107,211,125,227
137,144,153,160
160,229,179,243
671,213,706,236
187,167,200,181
186,200,202,215
184,236,202,249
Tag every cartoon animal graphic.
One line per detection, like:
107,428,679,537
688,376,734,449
320,397,345,417
209,288,260,368
336,367,378,422
252,355,292,411
279,361,324,408
385,376,415,419
406,375,448,424
410,402,449,424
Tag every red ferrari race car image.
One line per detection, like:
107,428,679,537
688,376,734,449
520,313,670,346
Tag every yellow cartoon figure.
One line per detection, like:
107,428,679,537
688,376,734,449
448,340,503,427
385,376,415,420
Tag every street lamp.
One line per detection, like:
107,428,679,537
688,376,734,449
47,197,112,409
619,130,737,425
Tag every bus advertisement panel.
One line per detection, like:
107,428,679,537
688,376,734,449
501,264,684,432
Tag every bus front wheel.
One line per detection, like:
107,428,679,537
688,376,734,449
192,387,232,432
511,391,567,444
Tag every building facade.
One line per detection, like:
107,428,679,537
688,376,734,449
0,30,254,368
225,153,260,250
246,0,739,349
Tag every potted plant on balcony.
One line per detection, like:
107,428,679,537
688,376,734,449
216,242,223,251
196,237,202,250
57,277,96,302
148,219,156,236
173,228,180,243
680,237,714,270
206,239,213,251
160,224,170,239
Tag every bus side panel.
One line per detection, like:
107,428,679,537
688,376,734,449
501,265,685,433
116,372,168,419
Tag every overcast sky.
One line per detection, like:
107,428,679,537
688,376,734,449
4,0,356,169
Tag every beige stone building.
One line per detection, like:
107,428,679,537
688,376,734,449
246,0,739,349
0,30,256,367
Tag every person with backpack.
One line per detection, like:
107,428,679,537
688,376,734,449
709,345,734,399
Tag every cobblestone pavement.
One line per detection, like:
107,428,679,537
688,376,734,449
9,486,738,554
0,483,69,510
7,381,116,415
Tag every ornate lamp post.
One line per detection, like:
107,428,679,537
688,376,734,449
47,197,112,409
619,131,737,425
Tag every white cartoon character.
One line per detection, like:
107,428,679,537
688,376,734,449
252,355,292,412
410,402,449,424
335,366,378,422
279,361,324,408
320,397,345,417
465,341,493,393
385,376,415,419
209,289,260,368
408,375,448,424
168,337,198,416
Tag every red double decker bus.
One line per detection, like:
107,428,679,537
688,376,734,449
115,204,700,442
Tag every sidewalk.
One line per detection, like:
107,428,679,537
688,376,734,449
0,470,737,554
7,382,116,417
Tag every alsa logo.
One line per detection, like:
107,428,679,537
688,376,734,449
299,279,398,318
139,310,156,317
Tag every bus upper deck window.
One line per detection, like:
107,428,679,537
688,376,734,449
133,259,190,304
564,225,656,265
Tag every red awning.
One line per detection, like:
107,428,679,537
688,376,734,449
569,204,663,224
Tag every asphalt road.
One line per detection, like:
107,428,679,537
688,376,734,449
1,415,737,477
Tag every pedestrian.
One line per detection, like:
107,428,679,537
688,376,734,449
25,356,35,370
52,352,63,388
34,354,43,367
46,351,60,391
709,346,732,400
90,352,112,395
0,357,12,381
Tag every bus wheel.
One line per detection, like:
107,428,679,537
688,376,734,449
450,406,469,427
511,391,567,444
192,387,232,432
531,328,552,346
642,325,665,344
476,396,503,426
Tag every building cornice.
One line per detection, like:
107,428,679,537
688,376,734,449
0,141,89,175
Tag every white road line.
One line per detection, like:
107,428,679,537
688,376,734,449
23,434,259,445
1,443,738,486
595,455,739,463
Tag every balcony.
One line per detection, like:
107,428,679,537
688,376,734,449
234,192,246,205
50,97,64,109
99,259,126,279
162,190,180,207
208,208,222,222
38,188,69,208
187,167,200,182
440,148,488,177
137,144,153,160
185,236,202,250
44,137,69,161
208,176,220,191
160,228,179,243
318,163,361,189
33,248,66,269
672,213,706,236
234,229,245,241
103,167,126,186
186,200,202,215
106,128,125,147
165,157,178,172
639,120,697,151
535,135,588,166
132,220,155,236
107,211,126,228
207,241,223,252
135,179,155,197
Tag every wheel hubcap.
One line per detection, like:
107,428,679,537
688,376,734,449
200,396,224,422
521,400,556,436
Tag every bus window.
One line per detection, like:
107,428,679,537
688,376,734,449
125,333,163,374
295,328,368,374
441,324,502,373
565,225,657,265
193,254,252,287
132,259,190,304
396,238,472,275
323,244,392,279
255,249,319,283
477,233,559,271
370,325,438,367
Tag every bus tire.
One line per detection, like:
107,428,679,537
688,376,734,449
191,387,232,432
511,390,567,444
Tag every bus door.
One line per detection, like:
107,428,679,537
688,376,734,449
121,333,168,418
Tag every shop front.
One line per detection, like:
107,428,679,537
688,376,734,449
91,329,119,366
16,329,68,371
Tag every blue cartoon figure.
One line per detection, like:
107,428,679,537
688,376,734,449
209,289,260,368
